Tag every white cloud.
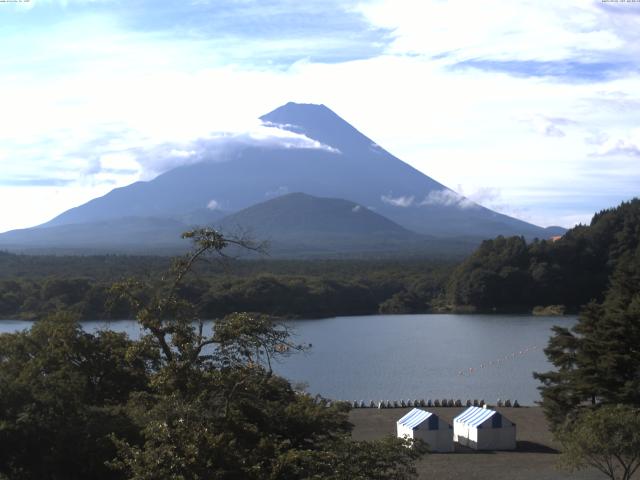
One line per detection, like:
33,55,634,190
381,194,414,207
597,140,640,158
1,0,639,233
519,115,576,138
352,205,362,212
130,124,339,179
456,185,527,219
592,128,640,157
420,189,475,209
355,0,629,63
0,185,116,233
266,186,289,198
243,123,340,153
169,149,196,158
206,199,220,210
463,186,502,206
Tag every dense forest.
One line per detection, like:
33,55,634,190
0,253,453,320
446,199,640,312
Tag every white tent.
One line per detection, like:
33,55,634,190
453,406,516,450
396,408,454,452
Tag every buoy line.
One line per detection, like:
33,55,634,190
455,345,540,377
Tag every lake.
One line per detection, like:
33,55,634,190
0,314,575,405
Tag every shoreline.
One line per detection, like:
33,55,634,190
0,309,576,323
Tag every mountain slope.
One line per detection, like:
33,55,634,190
260,103,562,238
0,217,190,254
0,193,476,257
215,193,474,257
0,102,565,254
218,192,412,237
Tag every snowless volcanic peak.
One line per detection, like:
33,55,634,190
260,102,375,154
0,102,564,253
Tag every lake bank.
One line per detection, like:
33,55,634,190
350,407,603,480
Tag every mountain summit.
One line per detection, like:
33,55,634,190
0,102,563,255
260,102,375,154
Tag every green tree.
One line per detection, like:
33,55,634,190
447,236,533,310
447,199,640,312
0,312,153,480
108,228,425,479
1,228,426,479
534,247,640,429
557,405,640,480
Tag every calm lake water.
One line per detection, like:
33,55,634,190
0,314,575,405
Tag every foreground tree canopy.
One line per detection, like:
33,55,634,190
558,405,640,480
0,229,425,480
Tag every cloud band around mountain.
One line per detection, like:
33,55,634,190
381,190,476,209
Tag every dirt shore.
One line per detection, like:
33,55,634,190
350,407,610,480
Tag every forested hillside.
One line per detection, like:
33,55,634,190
446,198,640,312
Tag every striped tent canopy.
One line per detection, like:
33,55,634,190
454,406,501,428
397,408,438,430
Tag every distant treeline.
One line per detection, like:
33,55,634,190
0,255,453,320
446,198,640,312
2,198,638,319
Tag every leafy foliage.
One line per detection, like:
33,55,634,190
0,312,152,480
534,244,640,428
529,203,640,479
0,228,426,479
447,198,640,311
557,405,640,480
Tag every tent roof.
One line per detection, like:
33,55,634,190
397,408,433,429
454,406,497,428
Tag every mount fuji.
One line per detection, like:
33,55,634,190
0,102,564,255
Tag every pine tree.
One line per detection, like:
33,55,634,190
535,246,640,429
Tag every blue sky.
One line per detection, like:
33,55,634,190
1,0,639,232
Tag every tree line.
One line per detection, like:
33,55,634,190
0,259,452,321
447,199,640,312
